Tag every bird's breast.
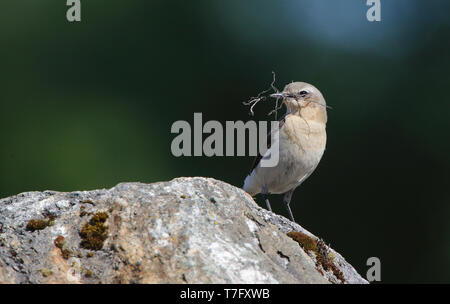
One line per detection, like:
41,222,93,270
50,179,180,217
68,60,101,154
282,115,327,156
274,116,326,190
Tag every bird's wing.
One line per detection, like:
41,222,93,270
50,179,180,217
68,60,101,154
248,115,286,173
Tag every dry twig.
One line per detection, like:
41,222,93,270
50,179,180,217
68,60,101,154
243,71,282,118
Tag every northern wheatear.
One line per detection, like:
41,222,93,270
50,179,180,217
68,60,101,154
243,82,328,222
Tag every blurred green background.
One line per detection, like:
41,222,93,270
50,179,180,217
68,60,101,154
1,0,449,283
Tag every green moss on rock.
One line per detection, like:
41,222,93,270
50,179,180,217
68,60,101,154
40,268,52,277
287,231,318,252
287,231,345,283
53,235,74,259
79,212,109,251
26,218,52,232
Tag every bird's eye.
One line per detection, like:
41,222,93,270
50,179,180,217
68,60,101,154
299,90,308,96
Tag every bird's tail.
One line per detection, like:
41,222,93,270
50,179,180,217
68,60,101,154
242,174,259,196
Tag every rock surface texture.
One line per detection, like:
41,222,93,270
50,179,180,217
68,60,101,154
0,177,367,284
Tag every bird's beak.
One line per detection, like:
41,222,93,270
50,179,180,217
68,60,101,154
270,92,286,99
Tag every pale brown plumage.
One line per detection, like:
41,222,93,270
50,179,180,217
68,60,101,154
243,82,328,222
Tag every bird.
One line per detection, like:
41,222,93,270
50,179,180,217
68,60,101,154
243,82,328,222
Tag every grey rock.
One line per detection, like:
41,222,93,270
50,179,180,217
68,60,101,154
0,177,367,284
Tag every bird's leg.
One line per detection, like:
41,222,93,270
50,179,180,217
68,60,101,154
261,185,272,212
283,188,296,222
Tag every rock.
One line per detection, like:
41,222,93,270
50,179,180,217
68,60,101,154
0,177,367,284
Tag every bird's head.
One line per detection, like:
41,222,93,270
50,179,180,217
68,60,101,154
271,82,328,124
